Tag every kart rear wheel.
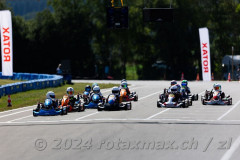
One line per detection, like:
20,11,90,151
157,101,161,108
195,94,199,101
228,99,232,105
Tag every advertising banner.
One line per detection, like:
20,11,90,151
0,10,13,76
199,27,211,81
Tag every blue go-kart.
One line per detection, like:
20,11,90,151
98,94,131,111
33,99,67,117
83,94,105,109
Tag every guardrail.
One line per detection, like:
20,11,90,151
0,72,63,98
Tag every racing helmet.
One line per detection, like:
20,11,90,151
171,80,177,86
85,85,91,92
92,83,98,90
181,80,188,88
213,83,221,91
46,91,55,100
170,85,178,93
121,82,128,89
93,86,100,94
112,87,120,95
66,87,74,97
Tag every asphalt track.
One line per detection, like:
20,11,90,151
1,80,240,160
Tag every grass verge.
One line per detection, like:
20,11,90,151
0,79,23,85
0,83,116,112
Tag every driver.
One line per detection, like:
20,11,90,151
46,91,58,108
107,87,120,103
66,87,79,106
119,81,131,95
89,86,104,102
212,83,225,99
169,85,181,102
181,80,191,98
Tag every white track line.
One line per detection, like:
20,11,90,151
220,135,240,160
0,105,35,114
3,118,240,125
7,115,32,123
139,90,162,101
0,109,33,119
217,100,240,120
75,112,99,121
145,108,171,120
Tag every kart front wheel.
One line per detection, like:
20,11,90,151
125,103,132,110
33,112,38,117
202,99,206,105
134,95,138,101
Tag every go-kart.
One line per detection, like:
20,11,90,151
83,93,105,109
181,88,198,106
120,89,138,102
157,92,189,108
33,99,67,116
201,90,232,105
59,95,85,112
98,94,131,111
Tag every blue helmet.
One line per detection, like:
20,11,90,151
85,85,91,92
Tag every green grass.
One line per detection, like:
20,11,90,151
0,83,116,112
0,79,23,85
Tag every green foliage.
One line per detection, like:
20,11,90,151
2,0,240,80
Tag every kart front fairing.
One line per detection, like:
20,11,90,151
205,99,228,105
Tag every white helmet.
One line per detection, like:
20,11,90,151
93,86,100,94
46,91,55,100
66,87,74,97
171,80,177,86
170,85,178,93
112,86,120,95
213,83,221,91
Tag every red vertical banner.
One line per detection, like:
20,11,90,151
0,10,13,76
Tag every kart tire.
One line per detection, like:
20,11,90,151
195,94,199,101
97,107,103,111
228,99,232,105
134,95,138,101
33,112,37,117
125,103,132,110
202,99,206,105
189,100,192,106
157,101,161,108
80,105,85,112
